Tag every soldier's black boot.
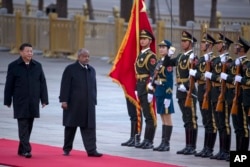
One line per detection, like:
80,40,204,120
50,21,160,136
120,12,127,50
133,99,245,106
184,128,197,155
158,125,172,151
127,122,141,147
177,128,189,154
210,132,223,159
142,125,156,149
217,133,231,160
121,121,136,146
238,135,249,151
202,132,217,158
153,125,166,151
195,131,208,157
135,125,155,148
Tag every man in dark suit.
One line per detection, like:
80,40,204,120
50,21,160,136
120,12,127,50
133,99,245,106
4,43,49,158
59,48,102,157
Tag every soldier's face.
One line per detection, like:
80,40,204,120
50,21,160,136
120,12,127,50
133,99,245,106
216,42,223,52
140,37,151,49
181,40,191,51
200,42,206,51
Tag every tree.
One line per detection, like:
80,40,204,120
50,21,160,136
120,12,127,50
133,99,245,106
86,0,95,20
120,0,133,22
38,0,43,11
148,0,156,24
209,0,217,28
179,0,194,26
2,0,13,14
56,0,67,18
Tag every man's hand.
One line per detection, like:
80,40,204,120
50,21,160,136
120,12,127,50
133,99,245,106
220,72,228,80
189,69,197,77
178,84,187,92
221,55,227,63
61,102,68,110
147,93,153,103
235,58,241,66
135,91,138,100
235,75,242,83
204,53,210,61
147,83,154,90
204,71,212,79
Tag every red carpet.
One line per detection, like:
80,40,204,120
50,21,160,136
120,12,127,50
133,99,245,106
0,138,180,167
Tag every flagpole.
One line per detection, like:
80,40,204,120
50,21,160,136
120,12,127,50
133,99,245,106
136,0,139,55
170,0,172,42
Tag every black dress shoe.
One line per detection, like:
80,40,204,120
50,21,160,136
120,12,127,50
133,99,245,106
63,151,70,156
183,147,196,155
176,147,188,154
121,137,134,146
142,141,153,149
19,152,32,158
88,151,103,157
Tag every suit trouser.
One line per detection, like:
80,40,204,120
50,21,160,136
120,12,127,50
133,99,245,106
63,126,97,154
17,118,34,154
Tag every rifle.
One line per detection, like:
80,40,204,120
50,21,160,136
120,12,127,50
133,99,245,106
185,23,195,107
215,62,226,112
215,26,227,112
150,57,164,87
201,25,211,110
231,65,240,115
202,54,211,110
185,22,196,108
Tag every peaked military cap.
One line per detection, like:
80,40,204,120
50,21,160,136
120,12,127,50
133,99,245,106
236,36,250,51
140,29,154,40
158,40,172,48
215,32,233,45
181,30,197,43
201,33,216,44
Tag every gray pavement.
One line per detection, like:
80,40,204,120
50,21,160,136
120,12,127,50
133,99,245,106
0,50,233,167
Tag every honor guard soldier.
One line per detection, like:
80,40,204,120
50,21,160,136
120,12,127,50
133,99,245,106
164,30,198,155
148,40,175,151
204,32,233,160
224,37,250,152
134,29,157,149
189,33,218,158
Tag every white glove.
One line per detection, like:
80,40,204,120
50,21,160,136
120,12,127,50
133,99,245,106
204,71,212,79
178,84,187,92
235,75,242,83
235,58,241,66
204,53,210,61
168,46,176,56
147,83,154,90
189,53,195,60
135,91,138,100
147,93,153,103
220,55,227,63
164,99,171,108
189,69,197,77
220,72,228,80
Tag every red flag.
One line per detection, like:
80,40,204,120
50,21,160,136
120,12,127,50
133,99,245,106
108,0,156,110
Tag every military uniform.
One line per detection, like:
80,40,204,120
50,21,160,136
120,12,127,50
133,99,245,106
135,29,157,149
164,31,198,155
226,37,250,151
205,33,233,160
153,40,175,152
191,33,217,158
